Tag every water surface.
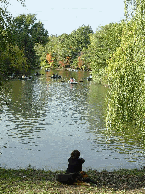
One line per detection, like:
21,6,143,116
0,70,144,171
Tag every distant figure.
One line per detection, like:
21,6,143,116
87,74,92,81
21,75,27,79
22,75,26,79
70,77,75,83
51,73,61,79
51,73,55,78
34,72,41,76
89,74,92,79
66,150,85,174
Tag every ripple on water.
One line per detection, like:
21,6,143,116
0,71,144,170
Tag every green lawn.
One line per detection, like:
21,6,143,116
0,167,144,193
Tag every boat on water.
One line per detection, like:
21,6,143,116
20,75,32,80
70,81,78,84
34,72,41,76
51,74,61,79
45,68,50,72
69,77,78,84
87,74,92,81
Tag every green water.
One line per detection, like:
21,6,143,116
0,69,144,171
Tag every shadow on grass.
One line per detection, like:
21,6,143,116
0,166,145,192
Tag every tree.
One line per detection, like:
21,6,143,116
1,44,27,74
11,14,48,69
0,0,27,80
0,0,25,4
43,25,93,69
106,0,145,139
80,22,123,83
0,6,27,78
44,35,59,67
31,21,48,45
70,25,93,65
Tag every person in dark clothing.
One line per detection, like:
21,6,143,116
66,150,85,174
56,150,97,185
56,150,85,184
66,150,97,185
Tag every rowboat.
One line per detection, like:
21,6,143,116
70,82,78,84
69,77,77,84
68,80,78,84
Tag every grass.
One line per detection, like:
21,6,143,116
0,166,145,193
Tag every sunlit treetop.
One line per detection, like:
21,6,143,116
0,0,25,6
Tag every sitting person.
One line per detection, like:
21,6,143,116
66,150,85,174
56,150,97,185
56,150,85,184
66,150,97,185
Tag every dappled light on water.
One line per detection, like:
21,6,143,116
0,70,144,171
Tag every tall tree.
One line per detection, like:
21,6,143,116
106,0,145,138
80,22,123,82
11,14,48,69
43,25,93,68
0,0,27,80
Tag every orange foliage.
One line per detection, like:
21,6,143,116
78,55,83,69
46,54,71,68
58,60,65,67
66,56,71,65
59,56,71,68
46,53,53,64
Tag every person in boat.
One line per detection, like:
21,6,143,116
34,72,41,76
89,74,92,79
51,73,61,79
70,77,75,83
22,75,27,79
87,74,92,81
51,74,56,78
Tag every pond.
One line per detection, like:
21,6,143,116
0,69,144,171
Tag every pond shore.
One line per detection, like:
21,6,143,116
0,167,144,193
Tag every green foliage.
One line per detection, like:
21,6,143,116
11,14,48,69
31,21,48,45
57,33,71,63
0,1,48,80
42,25,93,68
106,0,145,141
0,44,27,75
70,25,93,57
34,43,47,67
0,6,27,78
0,7,13,51
81,22,123,83
0,0,25,5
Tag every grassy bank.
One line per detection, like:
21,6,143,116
0,167,145,193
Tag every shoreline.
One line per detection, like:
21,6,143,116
0,167,144,193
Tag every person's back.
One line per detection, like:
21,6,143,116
56,150,97,185
66,157,85,173
66,150,85,174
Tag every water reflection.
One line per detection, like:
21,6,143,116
0,70,144,170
